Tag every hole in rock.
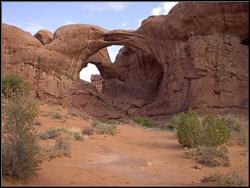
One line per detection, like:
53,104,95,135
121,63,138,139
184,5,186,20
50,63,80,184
79,63,103,93
107,45,124,63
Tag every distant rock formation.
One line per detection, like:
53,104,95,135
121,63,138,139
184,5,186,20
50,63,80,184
2,2,249,121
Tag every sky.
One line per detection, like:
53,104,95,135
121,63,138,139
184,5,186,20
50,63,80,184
2,1,178,82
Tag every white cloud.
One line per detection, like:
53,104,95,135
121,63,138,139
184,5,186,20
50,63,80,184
26,23,43,34
151,2,178,16
121,22,127,27
107,45,123,63
87,2,126,12
80,63,100,82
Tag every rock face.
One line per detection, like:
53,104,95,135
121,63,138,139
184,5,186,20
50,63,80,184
2,2,249,121
34,30,53,45
91,74,103,93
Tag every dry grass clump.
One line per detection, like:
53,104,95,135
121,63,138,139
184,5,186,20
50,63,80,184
39,126,84,141
202,171,246,186
41,137,71,161
39,128,60,140
91,120,117,136
184,146,230,167
68,107,92,120
40,111,62,119
81,127,95,135
222,114,249,146
64,127,83,141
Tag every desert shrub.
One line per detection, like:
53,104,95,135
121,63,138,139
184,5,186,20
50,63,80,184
175,109,231,148
166,113,184,131
39,128,60,140
2,94,41,180
50,112,62,119
202,171,246,186
68,107,92,120
134,117,156,128
62,127,83,141
68,107,82,117
176,108,202,148
2,74,31,97
41,137,70,160
184,147,198,159
33,120,42,126
196,146,230,167
82,127,95,135
199,115,230,147
97,124,117,136
224,115,249,146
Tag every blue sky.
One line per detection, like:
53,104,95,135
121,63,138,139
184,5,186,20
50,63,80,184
2,1,178,81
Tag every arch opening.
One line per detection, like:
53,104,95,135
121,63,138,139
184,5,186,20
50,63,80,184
79,63,101,82
107,45,124,63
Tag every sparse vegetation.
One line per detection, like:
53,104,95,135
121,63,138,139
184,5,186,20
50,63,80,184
68,107,92,120
39,126,83,141
64,127,83,141
202,171,246,186
196,146,230,167
223,114,249,146
41,137,71,160
96,124,117,136
2,75,41,180
50,112,62,119
40,111,62,119
134,117,157,128
39,128,60,140
184,146,230,167
82,127,95,135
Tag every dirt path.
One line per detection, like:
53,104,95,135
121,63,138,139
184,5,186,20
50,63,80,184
3,104,249,186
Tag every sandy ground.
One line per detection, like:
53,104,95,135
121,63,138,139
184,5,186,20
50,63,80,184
3,103,249,186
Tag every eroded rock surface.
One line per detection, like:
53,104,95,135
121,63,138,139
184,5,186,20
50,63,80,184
2,2,249,121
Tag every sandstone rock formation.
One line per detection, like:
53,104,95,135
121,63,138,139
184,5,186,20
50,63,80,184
91,74,103,93
2,2,249,121
34,30,53,45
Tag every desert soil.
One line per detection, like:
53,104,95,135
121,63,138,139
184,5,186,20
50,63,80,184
3,103,249,186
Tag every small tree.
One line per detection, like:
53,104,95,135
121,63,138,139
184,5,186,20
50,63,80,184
176,108,202,148
200,115,230,147
2,75,41,180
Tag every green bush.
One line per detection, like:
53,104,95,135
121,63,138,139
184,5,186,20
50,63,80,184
2,94,41,180
2,74,31,97
200,115,230,147
176,109,202,148
134,117,156,128
174,109,231,148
